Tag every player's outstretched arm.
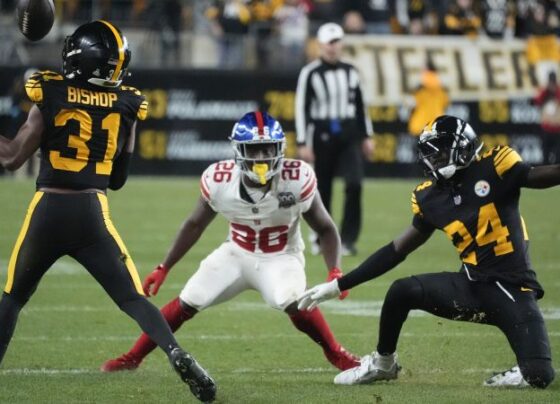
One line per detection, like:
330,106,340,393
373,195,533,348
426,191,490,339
0,105,43,170
143,197,217,296
523,165,560,189
298,225,432,310
108,121,137,190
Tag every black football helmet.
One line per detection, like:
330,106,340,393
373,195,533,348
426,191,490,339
62,20,131,88
418,115,483,181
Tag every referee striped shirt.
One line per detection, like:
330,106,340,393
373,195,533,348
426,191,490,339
295,58,373,145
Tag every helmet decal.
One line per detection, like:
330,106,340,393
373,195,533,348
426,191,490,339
98,20,126,83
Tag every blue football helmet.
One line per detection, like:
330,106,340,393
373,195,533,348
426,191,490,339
230,111,286,184
418,115,483,181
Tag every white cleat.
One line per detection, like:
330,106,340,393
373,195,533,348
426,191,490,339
483,365,529,388
334,352,400,385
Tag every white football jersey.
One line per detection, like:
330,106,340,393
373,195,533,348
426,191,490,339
200,159,317,255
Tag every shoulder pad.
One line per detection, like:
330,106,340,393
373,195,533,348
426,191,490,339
120,85,148,121
280,159,317,203
491,146,523,178
200,160,237,202
411,180,433,216
25,70,63,103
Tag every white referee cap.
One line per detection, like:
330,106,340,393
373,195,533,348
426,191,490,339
317,22,344,44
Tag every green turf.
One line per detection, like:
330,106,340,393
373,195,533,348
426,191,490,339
0,177,558,403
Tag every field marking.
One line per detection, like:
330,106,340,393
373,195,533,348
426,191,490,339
20,300,560,320
12,331,560,342
2,367,558,377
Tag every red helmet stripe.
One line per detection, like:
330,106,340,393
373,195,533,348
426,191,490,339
254,111,265,138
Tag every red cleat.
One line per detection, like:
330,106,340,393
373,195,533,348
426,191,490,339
100,353,142,372
324,345,360,370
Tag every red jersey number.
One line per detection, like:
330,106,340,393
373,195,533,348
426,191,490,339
231,223,289,253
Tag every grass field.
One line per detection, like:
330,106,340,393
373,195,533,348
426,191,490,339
0,177,559,403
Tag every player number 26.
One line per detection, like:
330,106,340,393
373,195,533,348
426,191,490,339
231,223,289,253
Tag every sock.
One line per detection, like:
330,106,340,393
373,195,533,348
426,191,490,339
128,297,196,360
289,308,339,353
0,293,24,364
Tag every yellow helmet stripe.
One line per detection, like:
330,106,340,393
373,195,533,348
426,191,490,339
99,20,125,82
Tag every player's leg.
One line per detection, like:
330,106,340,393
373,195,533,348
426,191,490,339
77,194,215,402
0,192,60,364
102,242,248,370
339,140,363,255
335,272,477,384
250,252,359,370
482,286,554,388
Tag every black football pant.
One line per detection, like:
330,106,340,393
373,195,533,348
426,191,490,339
0,191,179,364
313,129,364,246
377,272,554,388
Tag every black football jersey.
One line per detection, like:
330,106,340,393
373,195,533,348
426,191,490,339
411,146,543,296
25,71,148,190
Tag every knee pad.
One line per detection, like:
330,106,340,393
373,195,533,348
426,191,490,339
385,277,423,307
520,359,555,389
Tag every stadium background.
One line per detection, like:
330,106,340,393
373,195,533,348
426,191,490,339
0,1,559,403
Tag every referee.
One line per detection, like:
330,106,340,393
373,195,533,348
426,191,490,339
295,22,374,256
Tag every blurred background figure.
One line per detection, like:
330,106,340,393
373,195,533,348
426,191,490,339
442,0,481,37
295,22,374,257
479,0,515,39
206,0,251,69
407,60,449,137
249,0,283,68
342,0,393,35
534,71,560,164
272,0,310,68
525,0,560,86
391,0,438,35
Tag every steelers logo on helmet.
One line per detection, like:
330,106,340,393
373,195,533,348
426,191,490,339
230,111,286,185
418,115,483,182
62,20,131,88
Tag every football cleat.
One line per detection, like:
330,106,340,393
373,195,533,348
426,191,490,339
483,365,529,388
100,352,141,372
325,345,360,371
334,351,400,385
341,243,358,257
170,348,217,403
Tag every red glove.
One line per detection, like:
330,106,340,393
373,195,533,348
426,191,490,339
326,267,348,300
143,264,169,297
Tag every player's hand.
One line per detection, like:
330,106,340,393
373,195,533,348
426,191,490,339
362,137,374,161
143,264,169,297
297,145,315,163
326,267,349,300
297,280,341,311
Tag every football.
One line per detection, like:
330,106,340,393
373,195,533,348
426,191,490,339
16,0,55,41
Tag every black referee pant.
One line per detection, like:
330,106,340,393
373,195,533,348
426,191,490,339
312,122,364,247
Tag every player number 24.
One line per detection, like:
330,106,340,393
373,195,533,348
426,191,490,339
443,202,514,265
50,109,120,174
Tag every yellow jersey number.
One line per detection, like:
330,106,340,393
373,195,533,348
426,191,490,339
443,202,514,265
50,109,120,175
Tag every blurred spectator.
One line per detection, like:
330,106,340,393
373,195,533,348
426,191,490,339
391,0,438,35
534,71,560,164
342,0,393,35
307,0,342,29
273,0,310,68
343,10,367,34
407,60,449,136
206,0,251,68
479,0,515,39
249,0,284,68
150,0,186,65
525,0,560,86
513,0,533,38
442,0,481,37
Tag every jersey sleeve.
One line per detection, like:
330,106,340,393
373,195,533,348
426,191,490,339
411,183,436,234
121,85,149,121
492,146,531,187
298,161,317,212
200,164,217,210
24,70,63,105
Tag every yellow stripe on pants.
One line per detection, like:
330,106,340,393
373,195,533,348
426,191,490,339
96,193,144,295
5,192,44,293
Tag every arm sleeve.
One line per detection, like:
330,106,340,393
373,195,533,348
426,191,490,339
493,146,531,188
337,242,406,291
108,152,132,190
